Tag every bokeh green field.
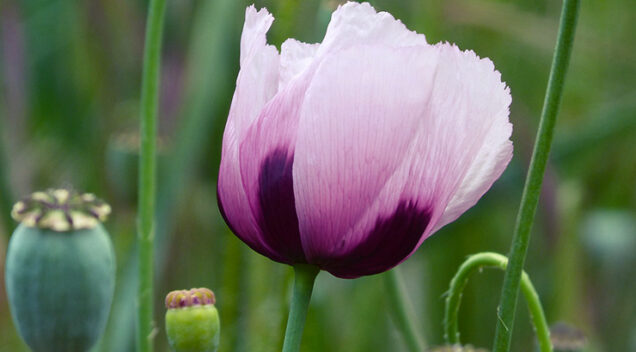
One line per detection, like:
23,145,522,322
0,0,635,351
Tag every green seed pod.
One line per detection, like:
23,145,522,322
165,288,220,352
5,189,115,352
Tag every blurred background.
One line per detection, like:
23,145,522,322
0,0,634,351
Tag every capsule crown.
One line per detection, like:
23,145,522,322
165,288,216,309
11,188,111,231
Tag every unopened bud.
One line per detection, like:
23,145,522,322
165,288,220,352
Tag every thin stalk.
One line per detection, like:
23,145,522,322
137,0,167,350
384,268,426,352
444,253,551,352
103,1,241,350
282,265,319,352
493,1,580,351
0,119,14,238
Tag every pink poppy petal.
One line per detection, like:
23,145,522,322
279,39,319,90
292,44,439,275
430,43,513,232
217,6,282,260
279,3,426,94
237,74,314,263
293,43,512,278
317,1,428,57
433,125,512,233
233,5,280,134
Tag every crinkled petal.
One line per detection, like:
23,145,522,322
432,45,513,232
279,2,427,94
293,43,512,278
279,39,319,90
217,6,282,261
318,1,428,56
237,74,313,264
292,44,439,277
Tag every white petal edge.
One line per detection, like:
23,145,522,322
279,39,319,90
430,44,513,233
217,6,282,260
318,1,428,56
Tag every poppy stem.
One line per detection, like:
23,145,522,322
445,253,552,352
282,265,319,352
137,0,167,350
0,117,14,238
493,1,580,351
384,268,426,352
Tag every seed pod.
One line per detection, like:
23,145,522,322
5,189,115,352
165,288,220,352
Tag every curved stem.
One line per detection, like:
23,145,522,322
493,1,580,351
384,268,426,352
444,253,552,352
282,265,319,352
137,0,167,350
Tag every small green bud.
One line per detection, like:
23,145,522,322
5,188,115,352
165,288,220,352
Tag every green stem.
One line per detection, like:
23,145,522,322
384,268,426,352
445,253,551,352
282,265,319,352
104,1,241,350
137,0,167,351
0,118,14,238
493,1,580,351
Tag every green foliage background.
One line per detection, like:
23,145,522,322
0,0,634,351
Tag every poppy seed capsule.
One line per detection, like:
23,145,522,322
165,288,220,352
5,189,115,352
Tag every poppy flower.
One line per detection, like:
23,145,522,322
217,2,512,278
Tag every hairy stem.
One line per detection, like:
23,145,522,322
493,0,580,351
0,118,14,238
137,0,167,350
